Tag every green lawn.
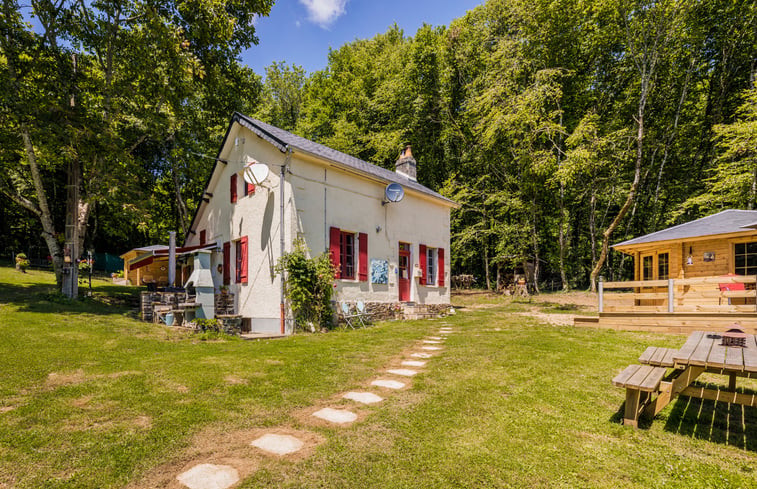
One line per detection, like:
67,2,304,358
1,267,756,488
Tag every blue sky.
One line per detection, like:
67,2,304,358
243,0,485,76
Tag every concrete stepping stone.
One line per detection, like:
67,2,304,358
427,336,443,340
312,407,357,424
411,352,433,358
343,391,383,404
250,433,304,456
423,340,442,344
177,464,239,489
401,360,426,367
422,346,443,351
387,368,418,377
371,379,406,389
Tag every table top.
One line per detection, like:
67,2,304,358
673,331,757,373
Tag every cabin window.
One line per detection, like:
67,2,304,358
658,253,669,280
642,255,653,281
734,242,757,276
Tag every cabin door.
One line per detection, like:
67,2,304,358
398,242,411,302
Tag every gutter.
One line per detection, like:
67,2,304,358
280,146,292,335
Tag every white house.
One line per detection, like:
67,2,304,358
184,113,458,335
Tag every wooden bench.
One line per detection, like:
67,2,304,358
638,347,678,367
612,364,668,427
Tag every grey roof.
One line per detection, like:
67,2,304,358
613,210,757,248
233,112,455,205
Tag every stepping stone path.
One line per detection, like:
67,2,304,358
401,360,426,367
343,391,383,404
251,433,304,456
386,368,418,377
177,464,239,489
371,379,406,389
312,407,358,424
173,325,454,486
411,352,433,358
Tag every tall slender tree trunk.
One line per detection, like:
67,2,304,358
21,127,64,286
531,205,541,294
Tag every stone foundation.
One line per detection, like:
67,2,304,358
334,301,452,322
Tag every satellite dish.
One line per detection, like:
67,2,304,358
243,157,270,185
383,183,404,205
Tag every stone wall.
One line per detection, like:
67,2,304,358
333,301,451,323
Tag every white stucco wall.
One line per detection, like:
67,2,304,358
187,123,453,334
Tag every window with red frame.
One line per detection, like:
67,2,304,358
230,173,238,203
235,237,248,283
340,231,355,279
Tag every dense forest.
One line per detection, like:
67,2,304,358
2,0,757,290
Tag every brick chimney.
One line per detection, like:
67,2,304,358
395,144,417,181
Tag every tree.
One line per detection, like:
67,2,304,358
0,0,273,294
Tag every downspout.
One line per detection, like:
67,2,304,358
280,146,292,334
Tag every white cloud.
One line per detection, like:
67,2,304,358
299,0,348,28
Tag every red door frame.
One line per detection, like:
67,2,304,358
398,242,411,302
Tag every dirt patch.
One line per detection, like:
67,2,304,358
46,369,87,388
107,370,143,379
516,308,576,327
126,426,323,489
133,415,153,430
0,406,15,413
224,375,248,385
70,396,93,408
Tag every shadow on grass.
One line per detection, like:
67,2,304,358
0,281,139,316
663,392,757,452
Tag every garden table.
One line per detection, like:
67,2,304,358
613,330,757,427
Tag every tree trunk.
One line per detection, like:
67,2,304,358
171,154,189,235
590,192,597,265
558,183,569,291
21,126,64,286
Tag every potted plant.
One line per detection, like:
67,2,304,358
15,253,30,273
219,285,229,295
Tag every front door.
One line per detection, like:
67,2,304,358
398,242,411,302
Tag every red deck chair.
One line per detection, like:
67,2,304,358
719,273,745,305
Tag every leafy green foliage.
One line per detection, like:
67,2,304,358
275,239,336,331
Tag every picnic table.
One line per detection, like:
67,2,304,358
612,330,757,427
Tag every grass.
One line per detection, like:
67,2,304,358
1,267,757,488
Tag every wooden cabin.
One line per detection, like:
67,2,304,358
119,246,170,286
577,210,757,333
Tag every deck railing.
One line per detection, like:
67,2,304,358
598,275,757,313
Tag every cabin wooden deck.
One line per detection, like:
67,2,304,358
574,275,757,333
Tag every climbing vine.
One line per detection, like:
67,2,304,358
275,239,336,331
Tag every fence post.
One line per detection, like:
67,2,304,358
598,277,604,314
668,278,674,313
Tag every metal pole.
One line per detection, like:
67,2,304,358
598,277,604,314
168,231,176,288
280,147,292,335
668,278,674,313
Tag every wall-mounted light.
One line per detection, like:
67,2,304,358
376,225,382,233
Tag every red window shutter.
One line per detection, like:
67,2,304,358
358,232,368,282
329,226,341,278
230,173,237,203
239,236,248,283
244,181,255,196
419,244,427,285
199,230,206,245
223,241,230,285
438,247,445,287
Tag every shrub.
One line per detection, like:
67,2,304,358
275,239,336,331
